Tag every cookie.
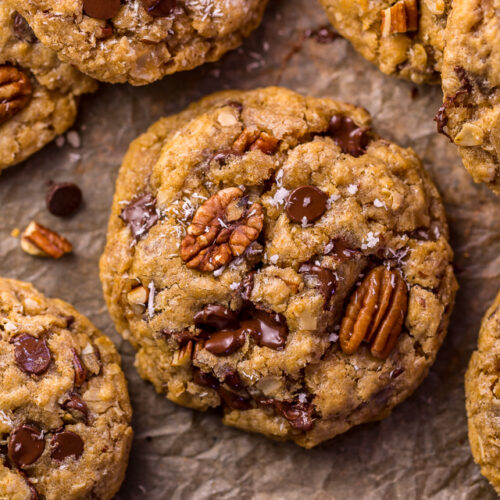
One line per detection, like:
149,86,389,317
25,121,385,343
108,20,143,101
439,0,500,194
0,5,97,172
465,291,500,493
5,0,269,85
0,278,133,500
319,0,450,84
100,87,457,448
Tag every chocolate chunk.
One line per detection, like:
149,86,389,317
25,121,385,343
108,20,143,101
8,424,45,467
218,387,252,411
261,399,314,431
62,393,89,422
328,115,371,157
194,305,239,331
192,367,219,389
83,0,121,19
26,478,39,500
119,193,159,240
46,182,82,217
240,272,255,302
141,0,177,17
50,431,84,461
12,12,37,44
13,334,51,375
390,367,405,379
299,264,336,302
205,330,246,356
223,369,244,390
286,185,328,224
164,329,198,346
208,149,242,167
324,239,360,261
71,349,87,387
240,306,288,350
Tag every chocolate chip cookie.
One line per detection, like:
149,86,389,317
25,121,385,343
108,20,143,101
319,0,450,84
0,278,133,499
100,87,457,447
438,0,500,194
465,291,500,493
0,5,97,172
5,0,269,85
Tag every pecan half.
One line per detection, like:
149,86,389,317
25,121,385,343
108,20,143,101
0,65,32,125
21,222,72,259
381,0,418,36
180,187,264,272
339,266,408,359
233,129,279,155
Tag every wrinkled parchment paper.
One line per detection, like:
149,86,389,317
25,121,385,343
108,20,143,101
1,1,499,498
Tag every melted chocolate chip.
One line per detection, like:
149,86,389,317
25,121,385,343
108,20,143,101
12,12,37,44
204,330,246,356
194,305,239,331
8,424,45,467
299,264,336,303
223,369,244,390
83,0,121,19
192,367,219,389
240,307,288,350
71,349,87,387
286,185,328,224
62,393,89,423
328,115,371,157
218,387,252,411
46,182,82,217
119,193,159,240
50,431,84,461
324,239,360,261
164,329,198,346
262,399,314,431
12,334,51,375
141,0,177,17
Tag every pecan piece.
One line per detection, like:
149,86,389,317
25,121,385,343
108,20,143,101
21,222,72,259
0,65,32,125
339,266,408,359
180,187,264,272
381,0,418,36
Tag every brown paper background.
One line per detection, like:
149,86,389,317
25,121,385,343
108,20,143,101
1,1,500,498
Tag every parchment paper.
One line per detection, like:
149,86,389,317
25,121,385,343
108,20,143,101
1,1,499,498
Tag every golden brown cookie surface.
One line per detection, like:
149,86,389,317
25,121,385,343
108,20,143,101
5,0,269,85
0,278,132,500
100,87,457,447
466,291,500,494
0,4,96,172
319,0,450,84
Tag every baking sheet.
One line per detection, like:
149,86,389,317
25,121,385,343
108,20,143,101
1,0,500,498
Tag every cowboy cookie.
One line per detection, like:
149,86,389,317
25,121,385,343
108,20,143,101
100,87,457,447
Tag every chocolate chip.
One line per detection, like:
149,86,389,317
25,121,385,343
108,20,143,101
8,424,45,468
192,367,219,389
119,193,159,240
261,399,314,431
324,239,360,261
223,369,244,390
50,431,84,461
71,349,87,387
227,101,243,113
299,264,336,303
218,387,252,411
46,182,82,217
240,272,255,302
328,115,371,157
83,0,121,19
240,306,288,350
141,0,177,17
13,334,51,375
434,105,449,138
194,305,239,331
286,185,328,224
97,25,114,39
205,330,246,356
12,12,37,44
62,393,89,423
390,367,405,379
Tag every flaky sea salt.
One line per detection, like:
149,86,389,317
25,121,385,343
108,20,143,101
347,184,358,195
